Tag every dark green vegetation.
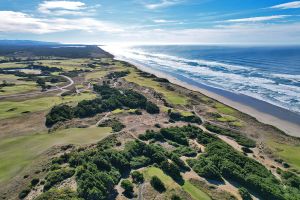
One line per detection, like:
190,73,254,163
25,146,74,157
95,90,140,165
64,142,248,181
98,119,125,132
46,85,160,126
238,187,253,200
121,179,134,197
169,111,202,124
0,44,111,58
204,123,256,148
150,176,166,193
187,133,300,200
131,171,144,184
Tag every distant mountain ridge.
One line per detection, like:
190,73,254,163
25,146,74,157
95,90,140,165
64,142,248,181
0,40,60,46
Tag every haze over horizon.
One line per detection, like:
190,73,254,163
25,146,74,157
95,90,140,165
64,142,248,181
0,0,300,45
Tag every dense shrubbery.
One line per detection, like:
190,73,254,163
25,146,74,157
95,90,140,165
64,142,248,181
44,168,75,191
187,131,300,200
239,187,253,200
35,188,80,200
46,85,160,126
98,119,125,132
204,123,256,148
169,111,202,124
131,171,144,184
106,71,129,79
121,179,134,197
150,176,166,193
46,105,74,126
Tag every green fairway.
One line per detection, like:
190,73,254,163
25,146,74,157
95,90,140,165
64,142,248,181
268,141,300,171
143,167,178,190
0,93,96,119
125,71,187,105
0,127,112,184
182,181,211,200
34,59,93,71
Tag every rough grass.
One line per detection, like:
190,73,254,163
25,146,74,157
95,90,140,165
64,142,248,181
0,62,27,69
143,167,210,200
268,141,300,171
217,115,237,122
0,127,112,184
0,93,96,119
214,103,235,115
182,181,211,200
85,70,107,80
0,83,37,96
125,71,187,105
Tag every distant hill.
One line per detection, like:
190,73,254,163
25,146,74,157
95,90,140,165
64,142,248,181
0,40,60,46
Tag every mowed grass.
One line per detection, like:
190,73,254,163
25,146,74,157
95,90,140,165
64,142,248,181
0,93,96,119
34,59,92,71
125,71,187,105
85,70,108,80
0,74,38,95
268,141,300,171
0,62,27,69
143,167,178,190
0,127,112,184
182,181,211,200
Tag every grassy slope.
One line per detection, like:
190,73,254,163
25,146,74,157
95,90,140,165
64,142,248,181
125,70,187,105
143,167,211,200
0,93,96,119
268,141,300,171
0,127,112,184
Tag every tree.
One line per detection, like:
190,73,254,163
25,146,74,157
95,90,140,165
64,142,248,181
145,101,160,114
131,171,144,184
239,187,253,200
121,179,134,197
150,176,166,193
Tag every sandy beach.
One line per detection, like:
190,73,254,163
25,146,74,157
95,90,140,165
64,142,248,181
121,59,300,138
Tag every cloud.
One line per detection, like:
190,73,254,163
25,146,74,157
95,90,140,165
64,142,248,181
0,11,123,34
226,15,290,23
38,1,100,16
145,0,181,9
270,1,300,9
153,19,176,23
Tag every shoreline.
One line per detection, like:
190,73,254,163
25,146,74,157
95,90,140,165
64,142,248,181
116,57,300,138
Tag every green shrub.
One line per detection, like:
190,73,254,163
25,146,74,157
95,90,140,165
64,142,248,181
239,187,253,200
150,176,166,193
18,188,31,199
44,168,75,191
121,179,134,197
131,171,144,184
145,101,160,114
35,188,80,200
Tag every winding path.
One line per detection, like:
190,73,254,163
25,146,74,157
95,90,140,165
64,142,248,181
0,75,74,99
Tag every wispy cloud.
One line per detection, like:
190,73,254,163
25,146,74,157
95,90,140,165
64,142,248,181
270,1,300,9
0,11,122,34
38,1,100,16
153,19,177,23
145,0,182,9
226,15,291,23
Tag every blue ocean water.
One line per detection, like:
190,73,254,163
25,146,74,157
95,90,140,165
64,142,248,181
103,45,300,114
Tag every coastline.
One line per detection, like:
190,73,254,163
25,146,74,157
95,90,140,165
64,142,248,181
116,58,300,138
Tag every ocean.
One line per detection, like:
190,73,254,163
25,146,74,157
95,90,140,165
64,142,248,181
102,45,300,116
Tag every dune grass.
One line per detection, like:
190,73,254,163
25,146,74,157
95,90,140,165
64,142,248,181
182,181,211,200
0,93,96,119
214,103,235,115
268,141,300,171
0,127,112,184
125,71,187,105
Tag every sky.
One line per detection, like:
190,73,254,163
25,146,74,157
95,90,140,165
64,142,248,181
0,0,300,45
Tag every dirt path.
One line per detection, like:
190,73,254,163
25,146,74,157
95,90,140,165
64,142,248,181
91,112,111,127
